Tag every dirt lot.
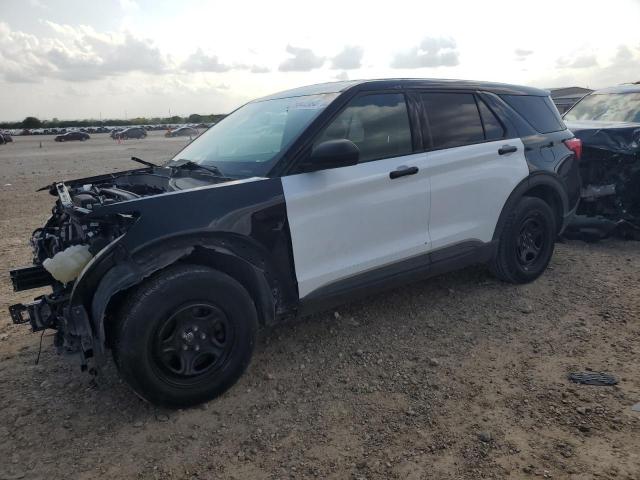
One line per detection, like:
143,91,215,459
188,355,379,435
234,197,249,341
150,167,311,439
1,133,639,480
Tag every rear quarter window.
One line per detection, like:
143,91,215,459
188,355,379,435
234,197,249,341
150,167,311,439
501,95,565,133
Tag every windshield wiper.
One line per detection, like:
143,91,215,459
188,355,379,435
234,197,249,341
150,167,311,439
170,159,224,177
131,156,159,168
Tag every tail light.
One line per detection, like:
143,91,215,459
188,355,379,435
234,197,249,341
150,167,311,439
563,137,582,161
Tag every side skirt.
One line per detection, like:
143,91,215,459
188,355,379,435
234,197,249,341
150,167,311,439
297,240,497,317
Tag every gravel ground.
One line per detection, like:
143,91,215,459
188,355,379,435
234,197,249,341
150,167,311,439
1,133,639,480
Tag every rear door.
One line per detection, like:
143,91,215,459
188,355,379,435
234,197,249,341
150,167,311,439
282,92,431,299
420,92,529,251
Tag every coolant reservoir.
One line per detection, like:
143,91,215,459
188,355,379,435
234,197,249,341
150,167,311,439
43,244,93,284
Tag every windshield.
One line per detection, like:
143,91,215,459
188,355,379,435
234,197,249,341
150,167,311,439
169,93,338,177
564,93,640,123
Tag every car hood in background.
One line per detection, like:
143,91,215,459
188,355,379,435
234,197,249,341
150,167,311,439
565,120,640,156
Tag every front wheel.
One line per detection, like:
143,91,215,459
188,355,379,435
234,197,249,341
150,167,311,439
489,196,556,284
112,264,258,408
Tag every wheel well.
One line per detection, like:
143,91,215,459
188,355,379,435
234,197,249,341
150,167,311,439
523,185,563,233
103,247,277,348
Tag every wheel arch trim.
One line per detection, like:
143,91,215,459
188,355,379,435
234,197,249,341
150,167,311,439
492,172,570,242
70,233,288,362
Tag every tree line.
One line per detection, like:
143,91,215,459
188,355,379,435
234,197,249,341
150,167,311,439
0,113,227,130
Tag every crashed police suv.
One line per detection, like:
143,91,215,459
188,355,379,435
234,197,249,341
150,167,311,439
9,79,581,407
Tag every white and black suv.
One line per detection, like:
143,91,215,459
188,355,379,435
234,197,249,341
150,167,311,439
10,79,582,407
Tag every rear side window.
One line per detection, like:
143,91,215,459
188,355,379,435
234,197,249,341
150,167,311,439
501,95,564,133
477,98,505,141
315,93,412,163
421,93,484,148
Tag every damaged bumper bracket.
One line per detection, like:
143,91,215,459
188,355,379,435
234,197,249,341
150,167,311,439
10,265,55,292
9,298,52,331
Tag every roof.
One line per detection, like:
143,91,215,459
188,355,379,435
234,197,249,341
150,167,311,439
590,84,640,94
255,78,549,101
549,86,593,98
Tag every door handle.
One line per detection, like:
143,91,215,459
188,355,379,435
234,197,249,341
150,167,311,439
389,165,419,179
498,145,518,155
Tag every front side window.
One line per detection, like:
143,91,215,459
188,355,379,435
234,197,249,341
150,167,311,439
170,93,338,178
314,93,413,163
422,93,484,148
564,93,640,123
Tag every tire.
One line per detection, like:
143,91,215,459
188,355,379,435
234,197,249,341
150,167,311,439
489,196,556,284
112,264,258,408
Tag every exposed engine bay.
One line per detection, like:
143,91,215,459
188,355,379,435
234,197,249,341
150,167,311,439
564,122,640,241
9,161,231,362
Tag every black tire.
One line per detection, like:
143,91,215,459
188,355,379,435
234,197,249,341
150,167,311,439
489,196,556,284
112,264,258,408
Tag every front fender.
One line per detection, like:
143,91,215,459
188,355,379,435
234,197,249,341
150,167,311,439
70,232,293,363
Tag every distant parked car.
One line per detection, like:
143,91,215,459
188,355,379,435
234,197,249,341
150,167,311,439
1,133,13,143
114,127,147,139
55,131,90,142
165,126,198,137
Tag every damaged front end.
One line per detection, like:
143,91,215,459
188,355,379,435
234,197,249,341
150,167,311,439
9,164,231,370
9,177,149,368
564,121,640,240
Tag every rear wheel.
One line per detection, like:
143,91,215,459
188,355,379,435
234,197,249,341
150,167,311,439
489,196,556,284
112,264,258,408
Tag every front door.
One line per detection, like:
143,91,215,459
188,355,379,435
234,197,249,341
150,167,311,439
282,92,431,299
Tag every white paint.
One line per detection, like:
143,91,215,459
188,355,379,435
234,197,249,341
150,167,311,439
282,152,431,298
284,139,529,299
425,139,528,250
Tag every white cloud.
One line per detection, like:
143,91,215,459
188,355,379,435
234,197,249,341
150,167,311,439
278,45,325,72
182,49,230,73
391,37,459,68
331,46,364,70
250,65,270,73
0,21,170,83
119,0,139,11
556,54,598,69
514,48,534,61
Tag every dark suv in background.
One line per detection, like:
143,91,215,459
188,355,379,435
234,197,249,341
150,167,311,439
9,79,581,407
114,127,147,139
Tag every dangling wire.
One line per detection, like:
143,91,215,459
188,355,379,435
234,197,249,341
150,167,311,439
35,330,46,365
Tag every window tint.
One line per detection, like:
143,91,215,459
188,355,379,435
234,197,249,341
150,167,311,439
315,93,412,163
477,98,505,140
421,93,484,148
501,95,564,133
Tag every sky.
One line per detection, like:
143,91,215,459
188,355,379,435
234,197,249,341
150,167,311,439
1,0,639,121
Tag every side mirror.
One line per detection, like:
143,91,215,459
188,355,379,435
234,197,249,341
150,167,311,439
298,139,359,173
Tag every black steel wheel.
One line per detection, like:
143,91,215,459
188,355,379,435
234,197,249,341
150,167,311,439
152,302,234,381
490,196,556,284
113,264,257,408
516,216,546,270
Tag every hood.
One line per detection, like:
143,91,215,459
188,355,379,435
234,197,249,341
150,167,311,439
565,120,640,156
42,165,233,211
